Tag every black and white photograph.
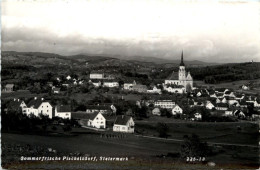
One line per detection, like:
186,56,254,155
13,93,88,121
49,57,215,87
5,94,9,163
1,0,260,169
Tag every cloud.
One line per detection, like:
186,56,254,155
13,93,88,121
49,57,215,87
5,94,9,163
1,0,260,63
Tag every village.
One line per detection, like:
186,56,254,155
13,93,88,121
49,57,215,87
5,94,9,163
2,53,260,134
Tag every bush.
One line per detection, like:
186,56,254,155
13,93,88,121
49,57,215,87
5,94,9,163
156,123,169,138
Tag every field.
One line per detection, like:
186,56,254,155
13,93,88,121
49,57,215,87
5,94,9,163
194,79,260,93
2,121,259,169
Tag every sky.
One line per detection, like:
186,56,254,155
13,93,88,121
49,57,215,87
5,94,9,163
1,0,260,63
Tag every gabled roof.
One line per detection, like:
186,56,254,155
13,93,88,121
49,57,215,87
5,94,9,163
8,100,24,110
89,112,102,120
172,105,181,110
215,88,227,93
27,98,44,109
114,115,132,125
57,105,71,112
6,84,14,88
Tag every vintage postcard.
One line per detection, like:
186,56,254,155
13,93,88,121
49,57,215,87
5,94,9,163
1,0,259,169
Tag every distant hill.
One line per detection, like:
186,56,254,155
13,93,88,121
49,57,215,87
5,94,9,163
2,51,218,67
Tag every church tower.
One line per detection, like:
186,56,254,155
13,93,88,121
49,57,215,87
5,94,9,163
179,51,186,81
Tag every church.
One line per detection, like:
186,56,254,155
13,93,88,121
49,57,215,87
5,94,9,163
164,51,193,92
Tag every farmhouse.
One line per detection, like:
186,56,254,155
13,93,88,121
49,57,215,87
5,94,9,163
55,105,71,119
205,101,215,110
103,80,119,88
113,115,134,133
87,112,106,129
152,108,161,116
123,80,136,90
164,51,193,93
4,84,14,92
171,105,183,115
25,97,53,118
147,85,162,94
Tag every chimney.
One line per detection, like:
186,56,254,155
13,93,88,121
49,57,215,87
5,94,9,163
34,97,37,100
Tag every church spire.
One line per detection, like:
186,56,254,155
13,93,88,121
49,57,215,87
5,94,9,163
180,50,185,66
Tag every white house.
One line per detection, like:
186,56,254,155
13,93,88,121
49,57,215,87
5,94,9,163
90,73,104,79
89,80,102,87
154,100,176,109
147,85,162,94
224,109,233,116
113,115,134,133
242,85,250,90
163,84,185,94
205,101,215,110
194,113,202,120
152,108,161,116
103,81,119,88
25,97,53,118
55,105,71,119
87,112,106,129
66,75,71,80
123,80,136,90
171,105,183,115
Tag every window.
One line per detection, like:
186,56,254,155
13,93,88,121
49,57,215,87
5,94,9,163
47,110,48,112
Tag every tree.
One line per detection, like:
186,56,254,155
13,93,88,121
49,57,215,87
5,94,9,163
156,123,169,138
180,134,212,159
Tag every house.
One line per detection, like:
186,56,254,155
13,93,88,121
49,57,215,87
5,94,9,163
103,81,119,88
242,85,250,90
113,115,134,133
132,84,148,93
89,80,102,87
224,109,233,116
205,101,215,110
215,88,229,94
3,84,14,92
8,98,27,113
123,80,136,90
194,113,202,120
66,75,71,80
52,87,60,94
25,97,53,118
55,105,71,119
163,84,185,94
172,105,183,115
152,108,161,116
154,100,176,109
233,110,245,118
90,72,104,79
87,112,106,129
147,85,162,94
86,104,116,114
224,91,236,98
215,103,229,111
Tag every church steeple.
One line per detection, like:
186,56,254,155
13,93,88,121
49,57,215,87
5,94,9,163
180,51,185,66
